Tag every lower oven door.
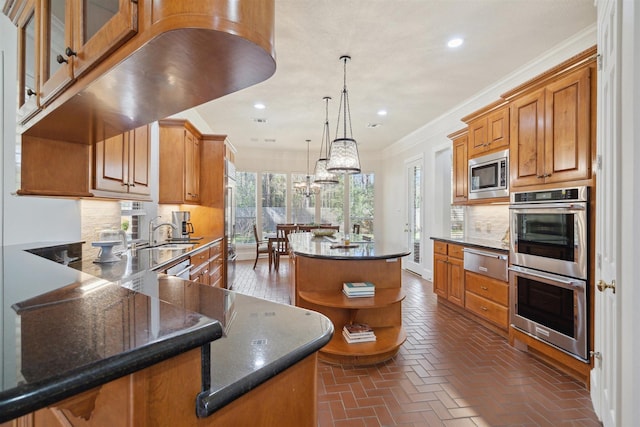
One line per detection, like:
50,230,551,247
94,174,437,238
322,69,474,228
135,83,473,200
509,265,588,360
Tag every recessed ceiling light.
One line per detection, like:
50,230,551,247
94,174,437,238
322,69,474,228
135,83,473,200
254,102,266,109
447,37,464,48
253,118,268,123
377,110,387,116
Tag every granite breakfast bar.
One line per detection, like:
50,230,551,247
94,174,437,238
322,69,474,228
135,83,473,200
0,241,333,426
288,232,410,365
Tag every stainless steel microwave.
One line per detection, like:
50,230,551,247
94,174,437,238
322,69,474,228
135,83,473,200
468,149,509,200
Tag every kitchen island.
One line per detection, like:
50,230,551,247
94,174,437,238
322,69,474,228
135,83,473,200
288,232,410,365
0,242,333,426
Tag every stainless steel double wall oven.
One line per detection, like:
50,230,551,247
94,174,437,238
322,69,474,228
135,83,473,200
509,186,589,360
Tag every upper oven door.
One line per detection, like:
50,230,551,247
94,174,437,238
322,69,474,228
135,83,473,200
509,201,588,279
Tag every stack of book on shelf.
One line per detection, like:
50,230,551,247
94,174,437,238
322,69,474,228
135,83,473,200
342,323,376,343
342,281,375,298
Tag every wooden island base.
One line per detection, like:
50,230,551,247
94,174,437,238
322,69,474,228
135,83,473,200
289,234,409,366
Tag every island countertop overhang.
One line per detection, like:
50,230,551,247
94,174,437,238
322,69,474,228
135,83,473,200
288,232,410,260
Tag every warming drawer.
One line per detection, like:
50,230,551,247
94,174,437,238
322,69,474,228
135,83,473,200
462,248,508,282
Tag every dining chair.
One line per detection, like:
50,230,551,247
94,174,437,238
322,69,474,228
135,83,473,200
352,224,360,234
274,224,299,271
319,225,340,231
253,224,272,269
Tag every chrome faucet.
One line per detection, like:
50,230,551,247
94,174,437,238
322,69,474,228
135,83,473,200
149,216,177,246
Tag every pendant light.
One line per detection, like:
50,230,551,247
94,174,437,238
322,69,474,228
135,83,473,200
327,55,361,174
294,139,322,197
314,96,339,184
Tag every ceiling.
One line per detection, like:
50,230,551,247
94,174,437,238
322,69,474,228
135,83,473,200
193,0,596,154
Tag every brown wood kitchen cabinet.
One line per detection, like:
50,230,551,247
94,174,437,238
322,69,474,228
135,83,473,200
464,270,509,330
11,0,137,114
432,241,464,307
506,55,595,189
449,129,468,204
158,119,202,204
93,124,151,199
464,103,509,159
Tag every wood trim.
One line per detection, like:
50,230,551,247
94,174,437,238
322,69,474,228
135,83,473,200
501,45,597,100
460,98,508,123
446,127,468,140
509,327,591,387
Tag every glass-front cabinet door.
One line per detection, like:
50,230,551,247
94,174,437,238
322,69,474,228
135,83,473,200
38,0,137,106
39,0,73,105
17,1,40,123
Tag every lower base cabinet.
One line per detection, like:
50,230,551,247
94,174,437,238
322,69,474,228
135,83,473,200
2,349,319,427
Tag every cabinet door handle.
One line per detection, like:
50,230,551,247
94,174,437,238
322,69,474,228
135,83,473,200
65,47,77,57
56,54,68,64
480,306,488,311
480,286,488,290
26,88,37,97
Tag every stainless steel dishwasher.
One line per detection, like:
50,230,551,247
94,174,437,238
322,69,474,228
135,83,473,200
463,247,508,281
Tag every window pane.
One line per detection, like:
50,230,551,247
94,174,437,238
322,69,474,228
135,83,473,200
84,0,119,42
350,173,374,235
262,173,287,235
320,175,344,229
291,173,316,224
235,172,257,244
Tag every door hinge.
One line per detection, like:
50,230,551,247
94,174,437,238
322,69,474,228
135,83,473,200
597,253,602,270
597,53,603,71
597,154,602,171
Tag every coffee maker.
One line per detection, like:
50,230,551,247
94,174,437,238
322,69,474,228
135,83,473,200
172,211,195,240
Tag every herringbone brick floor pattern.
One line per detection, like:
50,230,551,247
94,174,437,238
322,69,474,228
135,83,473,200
234,259,602,427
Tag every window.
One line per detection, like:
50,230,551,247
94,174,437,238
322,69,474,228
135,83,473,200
320,175,344,227
350,173,374,234
262,172,287,235
291,173,316,224
235,171,257,244
120,201,145,242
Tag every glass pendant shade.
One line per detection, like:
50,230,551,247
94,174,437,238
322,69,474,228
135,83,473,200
327,138,361,173
295,139,322,197
327,55,362,174
314,97,339,184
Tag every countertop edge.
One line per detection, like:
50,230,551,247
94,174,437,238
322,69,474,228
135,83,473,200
291,250,411,261
430,236,509,253
195,325,334,418
0,321,223,424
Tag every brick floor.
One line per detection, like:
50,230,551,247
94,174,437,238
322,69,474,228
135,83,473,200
233,259,602,426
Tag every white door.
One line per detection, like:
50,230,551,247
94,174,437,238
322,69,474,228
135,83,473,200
591,0,619,425
404,158,422,274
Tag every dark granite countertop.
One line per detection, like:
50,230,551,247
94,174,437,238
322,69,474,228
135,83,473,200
289,232,410,260
0,241,333,423
430,235,509,253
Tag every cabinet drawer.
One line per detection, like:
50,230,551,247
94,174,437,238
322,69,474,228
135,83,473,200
209,240,223,258
434,241,447,255
448,244,464,259
465,291,508,329
465,272,508,306
190,246,209,268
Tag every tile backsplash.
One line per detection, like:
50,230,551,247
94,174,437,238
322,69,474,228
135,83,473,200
80,200,123,259
465,204,509,243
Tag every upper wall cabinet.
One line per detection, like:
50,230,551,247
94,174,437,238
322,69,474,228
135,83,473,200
449,129,468,205
506,62,594,189
4,0,276,145
38,0,137,107
158,120,202,205
93,124,151,200
463,103,509,159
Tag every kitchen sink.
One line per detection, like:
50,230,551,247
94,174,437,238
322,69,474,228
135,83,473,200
138,243,197,251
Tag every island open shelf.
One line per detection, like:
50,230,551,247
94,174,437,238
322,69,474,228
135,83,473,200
289,233,410,365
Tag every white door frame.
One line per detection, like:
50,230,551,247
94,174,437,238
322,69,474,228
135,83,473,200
403,155,423,275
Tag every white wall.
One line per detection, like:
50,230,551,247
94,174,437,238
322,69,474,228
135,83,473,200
379,25,597,279
2,15,81,246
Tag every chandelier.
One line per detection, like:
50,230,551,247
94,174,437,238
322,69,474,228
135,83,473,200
327,55,361,174
314,96,339,184
294,139,322,197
